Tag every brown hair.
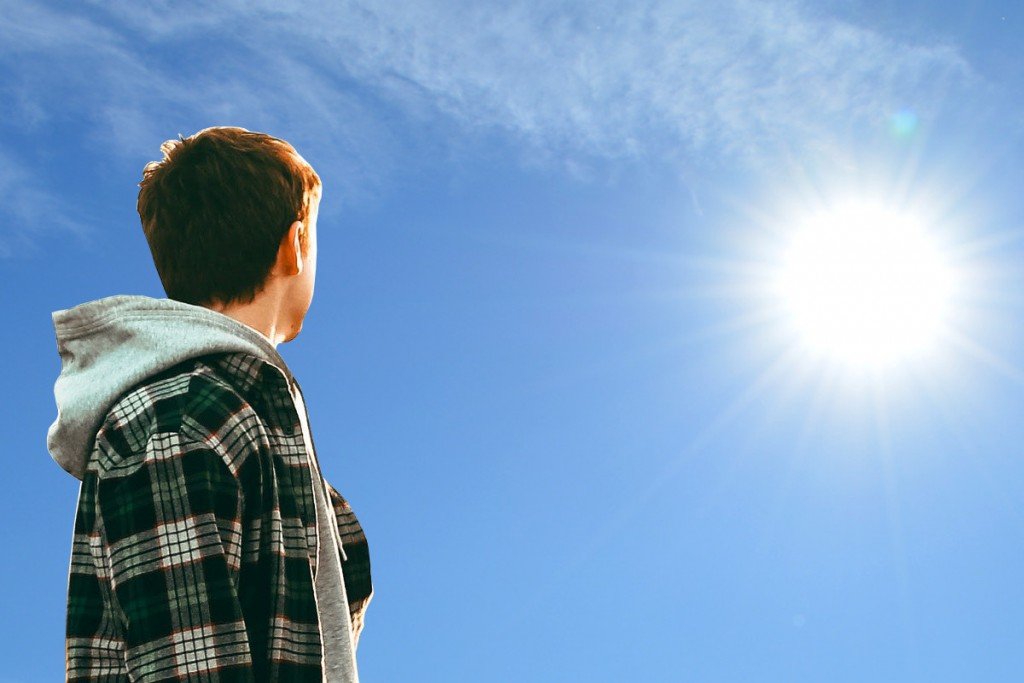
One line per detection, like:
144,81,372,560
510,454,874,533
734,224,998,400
138,126,322,307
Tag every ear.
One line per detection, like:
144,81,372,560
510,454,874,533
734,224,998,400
277,220,305,276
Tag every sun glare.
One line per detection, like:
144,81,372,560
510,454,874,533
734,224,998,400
773,202,956,367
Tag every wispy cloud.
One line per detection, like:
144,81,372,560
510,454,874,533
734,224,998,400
0,144,92,259
0,0,976,251
293,0,973,164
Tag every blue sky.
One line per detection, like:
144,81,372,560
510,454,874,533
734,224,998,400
4,1,1024,680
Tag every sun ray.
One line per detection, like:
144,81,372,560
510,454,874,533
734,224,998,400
516,344,805,619
869,375,919,658
944,328,1024,387
752,356,844,555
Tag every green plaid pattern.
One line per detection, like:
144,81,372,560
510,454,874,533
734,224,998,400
66,352,372,682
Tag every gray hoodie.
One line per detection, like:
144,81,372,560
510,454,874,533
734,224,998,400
47,293,360,682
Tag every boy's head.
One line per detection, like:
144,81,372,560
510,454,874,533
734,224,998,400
137,126,322,309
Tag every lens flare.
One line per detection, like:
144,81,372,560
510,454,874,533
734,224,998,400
890,109,919,139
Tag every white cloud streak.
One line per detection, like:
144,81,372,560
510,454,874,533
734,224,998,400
0,0,975,251
0,145,92,259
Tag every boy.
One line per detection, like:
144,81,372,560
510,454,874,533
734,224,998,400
47,127,372,682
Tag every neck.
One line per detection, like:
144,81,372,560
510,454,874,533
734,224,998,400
204,289,294,347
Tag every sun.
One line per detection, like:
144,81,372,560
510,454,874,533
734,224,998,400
772,201,956,367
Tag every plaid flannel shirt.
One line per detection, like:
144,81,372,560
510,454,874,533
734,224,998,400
66,351,372,681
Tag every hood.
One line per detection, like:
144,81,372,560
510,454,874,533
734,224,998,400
47,294,297,480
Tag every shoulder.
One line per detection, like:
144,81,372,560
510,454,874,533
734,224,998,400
91,354,269,480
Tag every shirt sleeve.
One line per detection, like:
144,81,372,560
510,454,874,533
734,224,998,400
95,430,255,682
324,482,374,650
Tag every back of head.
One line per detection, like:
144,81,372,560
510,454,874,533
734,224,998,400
137,126,322,309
